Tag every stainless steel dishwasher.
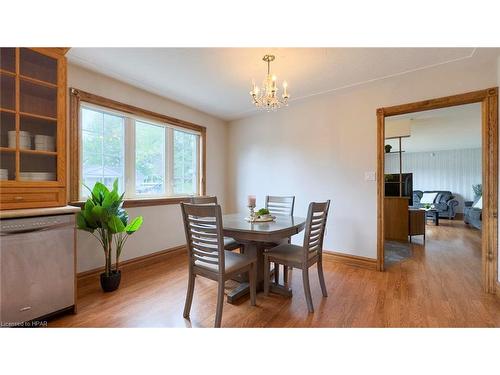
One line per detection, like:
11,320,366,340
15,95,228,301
1,214,76,326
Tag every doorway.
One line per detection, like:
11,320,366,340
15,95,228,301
376,88,498,293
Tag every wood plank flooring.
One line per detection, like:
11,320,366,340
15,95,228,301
50,220,500,327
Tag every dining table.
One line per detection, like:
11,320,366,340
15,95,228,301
222,213,306,303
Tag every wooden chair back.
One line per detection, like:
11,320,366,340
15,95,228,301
181,203,225,275
302,201,330,262
265,195,295,216
190,196,217,204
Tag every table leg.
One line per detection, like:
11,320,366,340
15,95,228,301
435,212,439,226
227,242,265,303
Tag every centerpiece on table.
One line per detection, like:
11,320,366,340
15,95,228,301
76,179,143,292
246,195,276,222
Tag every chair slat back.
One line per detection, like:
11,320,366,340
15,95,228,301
181,203,224,273
265,195,295,216
302,201,330,261
190,196,218,204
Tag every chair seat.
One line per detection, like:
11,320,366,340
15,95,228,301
266,243,316,264
195,250,253,274
223,237,240,250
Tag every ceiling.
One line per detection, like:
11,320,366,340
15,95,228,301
385,103,482,152
67,48,479,121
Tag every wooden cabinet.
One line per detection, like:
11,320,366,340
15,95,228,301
384,197,410,242
0,48,67,210
409,208,426,241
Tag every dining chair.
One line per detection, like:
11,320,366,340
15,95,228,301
265,195,296,284
190,196,241,251
264,200,330,313
265,195,295,217
181,203,257,328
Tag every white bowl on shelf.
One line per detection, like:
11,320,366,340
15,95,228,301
8,131,31,139
34,144,55,152
0,168,8,180
8,131,32,149
34,135,54,142
34,134,55,151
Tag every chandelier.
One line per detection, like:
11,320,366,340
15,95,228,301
250,54,290,110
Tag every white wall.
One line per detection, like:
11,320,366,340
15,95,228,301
385,148,482,213
68,64,229,273
227,54,498,259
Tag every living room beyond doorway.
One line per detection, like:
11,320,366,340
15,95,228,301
377,88,498,295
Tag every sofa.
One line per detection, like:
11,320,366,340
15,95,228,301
412,190,459,219
464,197,482,230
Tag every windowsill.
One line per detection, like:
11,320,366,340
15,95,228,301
69,195,197,208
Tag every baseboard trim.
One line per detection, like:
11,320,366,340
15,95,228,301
77,245,187,284
324,251,377,271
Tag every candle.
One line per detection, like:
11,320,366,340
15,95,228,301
248,195,256,208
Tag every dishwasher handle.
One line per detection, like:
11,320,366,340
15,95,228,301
0,221,74,236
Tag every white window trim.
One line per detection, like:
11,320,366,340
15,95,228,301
79,102,202,200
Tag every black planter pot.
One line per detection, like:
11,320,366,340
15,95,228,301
100,270,121,292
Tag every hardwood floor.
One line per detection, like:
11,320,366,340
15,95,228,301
50,220,500,327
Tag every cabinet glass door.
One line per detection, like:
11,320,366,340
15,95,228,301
0,48,17,181
18,48,59,182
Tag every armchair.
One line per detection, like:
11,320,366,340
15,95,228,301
464,198,482,230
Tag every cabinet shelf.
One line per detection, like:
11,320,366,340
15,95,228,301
20,149,57,156
0,147,16,153
0,69,16,77
0,107,16,114
20,74,58,89
19,111,57,122
0,71,58,88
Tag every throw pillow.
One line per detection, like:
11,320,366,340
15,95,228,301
420,192,438,204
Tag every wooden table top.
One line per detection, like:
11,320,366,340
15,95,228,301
222,213,306,243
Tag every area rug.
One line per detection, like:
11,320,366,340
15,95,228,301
384,240,412,265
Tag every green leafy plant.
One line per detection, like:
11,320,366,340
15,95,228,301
76,179,143,276
256,208,270,216
472,184,482,199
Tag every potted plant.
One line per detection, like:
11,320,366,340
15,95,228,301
472,184,482,200
385,144,392,153
76,179,143,292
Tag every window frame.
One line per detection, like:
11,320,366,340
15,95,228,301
70,88,206,207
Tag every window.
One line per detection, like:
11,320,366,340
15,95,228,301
79,102,203,200
135,121,166,196
81,107,125,197
173,129,199,195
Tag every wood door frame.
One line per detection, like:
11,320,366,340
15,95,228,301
376,87,498,294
